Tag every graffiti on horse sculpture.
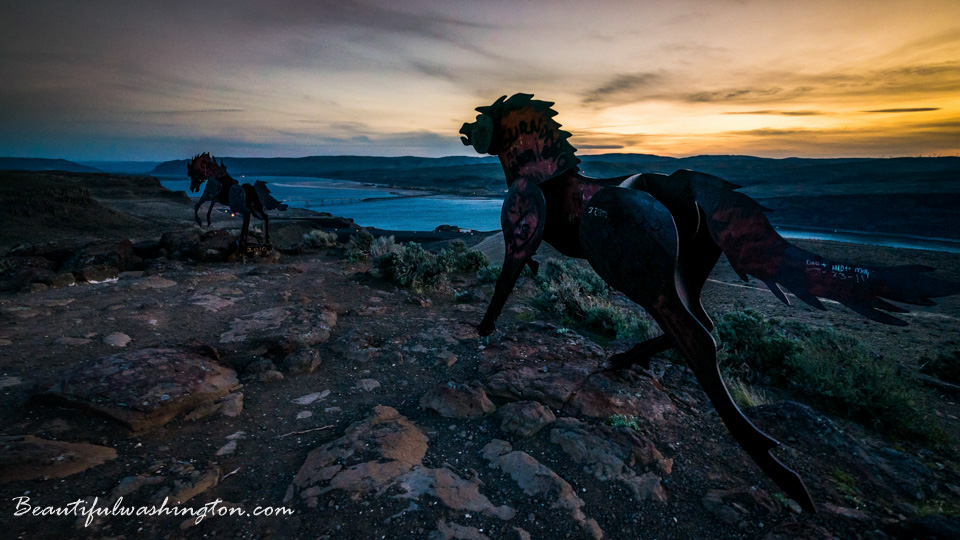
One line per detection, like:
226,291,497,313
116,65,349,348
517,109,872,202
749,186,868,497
460,93,960,512
187,152,288,252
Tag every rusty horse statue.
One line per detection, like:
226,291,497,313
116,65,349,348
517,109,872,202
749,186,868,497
187,152,287,252
460,93,960,512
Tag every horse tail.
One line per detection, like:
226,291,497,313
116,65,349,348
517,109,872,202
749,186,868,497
254,180,288,211
673,169,960,325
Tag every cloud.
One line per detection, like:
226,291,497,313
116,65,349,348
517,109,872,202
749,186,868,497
581,72,663,104
723,110,823,116
862,108,941,113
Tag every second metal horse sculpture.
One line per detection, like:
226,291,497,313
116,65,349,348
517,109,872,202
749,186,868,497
187,152,288,252
460,93,960,512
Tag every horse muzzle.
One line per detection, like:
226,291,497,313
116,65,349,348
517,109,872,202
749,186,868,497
459,114,494,154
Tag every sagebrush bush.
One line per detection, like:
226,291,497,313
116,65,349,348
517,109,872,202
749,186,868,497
714,309,940,439
369,236,398,259
532,259,647,340
302,229,337,248
374,242,446,292
477,264,501,283
438,240,490,273
342,229,375,262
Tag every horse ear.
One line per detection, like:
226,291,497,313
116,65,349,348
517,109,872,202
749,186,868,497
470,114,494,154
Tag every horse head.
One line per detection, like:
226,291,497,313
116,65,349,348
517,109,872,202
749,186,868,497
460,93,581,186
187,152,227,192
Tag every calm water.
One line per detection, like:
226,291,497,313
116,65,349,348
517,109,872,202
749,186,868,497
160,176,960,252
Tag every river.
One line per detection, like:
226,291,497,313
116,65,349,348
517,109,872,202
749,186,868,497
159,176,960,253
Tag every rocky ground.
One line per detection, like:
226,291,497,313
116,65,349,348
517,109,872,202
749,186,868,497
0,172,959,539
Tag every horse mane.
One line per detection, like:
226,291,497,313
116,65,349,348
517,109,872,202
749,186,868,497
479,93,581,184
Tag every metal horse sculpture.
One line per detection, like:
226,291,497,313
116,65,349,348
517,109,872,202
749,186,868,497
187,153,287,251
460,93,960,512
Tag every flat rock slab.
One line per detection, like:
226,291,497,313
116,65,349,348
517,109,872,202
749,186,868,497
498,401,556,437
37,348,239,431
286,406,513,520
420,381,496,419
549,417,671,503
482,439,603,539
0,435,117,483
220,307,337,353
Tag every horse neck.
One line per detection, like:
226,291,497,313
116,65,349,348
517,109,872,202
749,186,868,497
496,107,580,185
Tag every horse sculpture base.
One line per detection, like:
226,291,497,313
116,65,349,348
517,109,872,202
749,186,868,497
241,242,273,256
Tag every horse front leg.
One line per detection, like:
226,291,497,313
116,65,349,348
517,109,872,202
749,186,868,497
206,200,216,226
193,195,207,226
238,212,251,253
262,213,270,244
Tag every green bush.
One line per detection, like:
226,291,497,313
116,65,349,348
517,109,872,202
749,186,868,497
714,309,939,439
477,264,501,283
342,229,375,262
374,242,446,292
532,259,647,341
605,414,640,430
438,240,490,273
302,229,337,248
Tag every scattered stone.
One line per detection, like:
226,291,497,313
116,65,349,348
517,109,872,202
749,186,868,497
59,239,139,282
0,435,117,483
0,377,22,389
821,502,873,522
498,401,556,437
54,337,92,346
429,519,491,540
549,418,670,503
189,293,238,312
286,406,513,521
226,431,247,440
257,370,284,383
134,275,177,289
102,332,131,347
216,440,237,456
49,272,76,288
702,487,779,525
330,329,380,363
0,339,12,346
219,306,338,353
420,381,496,419
149,462,220,505
292,390,331,405
763,522,837,540
244,358,277,375
482,439,603,539
218,392,243,417
297,411,313,420
397,467,515,520
283,348,322,375
358,378,381,391
36,347,239,431
435,350,458,367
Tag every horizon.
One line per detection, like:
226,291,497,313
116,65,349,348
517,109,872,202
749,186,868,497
2,1,958,162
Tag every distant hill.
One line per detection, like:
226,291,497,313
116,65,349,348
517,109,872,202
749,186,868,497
150,153,960,199
79,161,162,174
0,157,101,173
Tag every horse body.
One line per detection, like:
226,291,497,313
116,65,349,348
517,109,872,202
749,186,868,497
460,93,960,512
186,153,287,250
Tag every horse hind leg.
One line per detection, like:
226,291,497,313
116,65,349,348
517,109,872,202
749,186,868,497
579,187,815,512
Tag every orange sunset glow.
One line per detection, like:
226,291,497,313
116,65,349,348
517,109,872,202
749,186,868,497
1,0,958,160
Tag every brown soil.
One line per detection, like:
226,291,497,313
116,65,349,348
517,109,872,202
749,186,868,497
0,171,958,539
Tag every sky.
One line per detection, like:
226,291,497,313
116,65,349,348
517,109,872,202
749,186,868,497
1,0,958,161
